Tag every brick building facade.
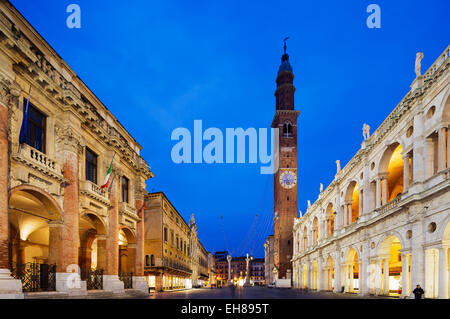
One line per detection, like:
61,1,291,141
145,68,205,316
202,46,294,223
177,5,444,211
0,1,153,297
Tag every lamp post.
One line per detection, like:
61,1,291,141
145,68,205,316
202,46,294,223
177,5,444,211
244,253,253,286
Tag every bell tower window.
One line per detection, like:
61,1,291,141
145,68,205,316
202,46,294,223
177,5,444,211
283,121,292,138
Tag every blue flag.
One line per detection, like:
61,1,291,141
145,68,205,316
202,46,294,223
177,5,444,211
18,88,31,145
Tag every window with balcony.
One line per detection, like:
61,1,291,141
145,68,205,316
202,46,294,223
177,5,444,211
85,147,98,183
25,103,46,152
121,176,129,203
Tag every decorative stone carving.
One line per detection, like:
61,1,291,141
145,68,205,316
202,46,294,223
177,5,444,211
0,72,20,108
55,125,83,153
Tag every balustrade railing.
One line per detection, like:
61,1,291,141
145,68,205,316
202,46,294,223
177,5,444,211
16,143,61,176
80,180,108,203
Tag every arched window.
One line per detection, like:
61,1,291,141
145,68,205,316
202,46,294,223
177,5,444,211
151,254,155,266
283,121,293,138
145,255,150,266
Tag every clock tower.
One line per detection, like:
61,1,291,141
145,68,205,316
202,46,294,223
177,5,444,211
271,41,299,281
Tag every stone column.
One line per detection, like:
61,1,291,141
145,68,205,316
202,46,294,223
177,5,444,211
103,168,124,293
155,271,163,292
343,205,347,227
411,219,425,292
347,204,352,225
349,264,354,292
381,176,388,205
360,253,369,295
412,111,425,182
403,153,410,191
48,221,63,269
438,247,449,299
96,235,107,270
306,261,311,289
298,263,302,289
401,252,410,298
375,258,382,295
375,178,381,208
317,258,323,291
133,191,149,294
333,254,341,293
424,138,435,179
383,258,389,295
359,190,363,217
0,79,23,299
438,127,447,172
335,189,341,231
55,126,87,295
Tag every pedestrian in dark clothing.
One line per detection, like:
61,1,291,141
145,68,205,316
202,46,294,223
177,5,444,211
413,284,424,299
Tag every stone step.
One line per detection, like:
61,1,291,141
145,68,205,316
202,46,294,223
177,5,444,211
24,291,69,299
85,290,116,299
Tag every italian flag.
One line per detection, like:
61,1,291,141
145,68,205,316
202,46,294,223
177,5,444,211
101,154,115,189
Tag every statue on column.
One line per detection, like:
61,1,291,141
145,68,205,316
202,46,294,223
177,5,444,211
362,123,371,140
320,183,323,193
244,253,253,286
307,200,311,209
415,51,424,77
226,255,232,286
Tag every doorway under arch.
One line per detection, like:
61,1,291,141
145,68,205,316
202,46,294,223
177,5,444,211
378,235,403,296
344,248,359,293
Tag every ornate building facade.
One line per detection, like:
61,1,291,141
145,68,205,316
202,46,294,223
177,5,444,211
0,1,153,298
292,46,450,298
143,192,211,291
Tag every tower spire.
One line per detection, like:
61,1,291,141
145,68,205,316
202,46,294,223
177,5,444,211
283,36,289,55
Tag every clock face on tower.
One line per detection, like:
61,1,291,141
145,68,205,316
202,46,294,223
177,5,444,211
279,170,297,189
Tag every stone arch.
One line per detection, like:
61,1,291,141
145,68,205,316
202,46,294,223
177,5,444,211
378,142,405,202
439,88,450,123
325,255,335,291
119,226,136,273
9,184,63,221
344,181,359,224
325,202,335,237
302,226,308,250
344,247,360,293
119,226,136,245
79,210,108,277
375,230,406,254
8,185,64,267
312,217,319,244
377,234,404,296
437,213,450,242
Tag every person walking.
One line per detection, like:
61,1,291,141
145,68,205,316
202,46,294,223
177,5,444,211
412,284,425,299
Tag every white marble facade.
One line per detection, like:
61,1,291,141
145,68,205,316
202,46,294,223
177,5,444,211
292,46,450,299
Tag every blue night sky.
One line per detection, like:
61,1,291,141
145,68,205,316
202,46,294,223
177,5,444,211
11,1,449,257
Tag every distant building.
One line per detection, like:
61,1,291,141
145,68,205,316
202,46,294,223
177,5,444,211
143,192,211,291
250,258,265,285
214,251,229,262
214,253,265,286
